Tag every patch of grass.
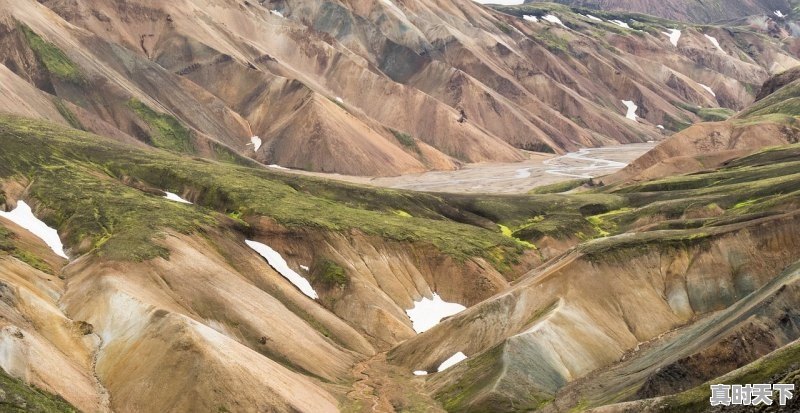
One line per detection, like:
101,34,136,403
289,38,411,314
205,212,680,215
0,115,527,269
697,107,735,122
529,179,588,194
0,225,54,273
394,210,412,218
20,24,85,84
53,99,84,131
390,129,419,152
127,98,194,153
494,21,513,34
0,367,79,412
315,259,348,288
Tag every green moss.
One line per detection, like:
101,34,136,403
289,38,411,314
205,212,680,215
11,249,53,274
315,259,348,288
394,210,412,218
53,99,84,131
0,115,525,269
127,99,194,153
0,367,79,412
529,179,588,194
697,107,735,122
20,24,85,84
390,129,419,152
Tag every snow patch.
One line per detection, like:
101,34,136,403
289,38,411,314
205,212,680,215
268,164,290,170
621,100,638,121
245,240,319,299
0,201,67,259
300,265,309,271
163,191,192,204
335,96,344,104
698,83,716,97
270,10,284,18
248,136,262,151
406,293,465,333
775,10,786,18
662,29,681,47
438,352,467,372
610,20,631,29
523,15,538,23
657,125,665,129
585,14,602,22
542,14,567,28
704,34,725,53
413,370,428,376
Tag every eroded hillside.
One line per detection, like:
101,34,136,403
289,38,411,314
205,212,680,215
0,0,796,176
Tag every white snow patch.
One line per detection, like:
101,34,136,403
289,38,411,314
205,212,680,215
245,240,319,299
300,265,309,271
164,191,192,204
268,164,290,170
775,10,786,18
515,168,532,179
247,136,262,151
0,201,67,259
657,125,665,129
704,34,725,53
585,14,603,22
542,14,567,28
438,352,467,372
698,83,716,97
406,293,465,333
270,10,284,18
523,15,538,23
413,370,428,376
610,20,631,29
621,100,638,121
335,96,344,104
662,29,681,47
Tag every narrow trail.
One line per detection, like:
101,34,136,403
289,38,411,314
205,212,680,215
344,352,445,412
346,353,394,412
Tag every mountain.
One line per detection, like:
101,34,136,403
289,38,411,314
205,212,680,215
0,56,798,413
524,0,800,24
1,1,800,413
0,0,796,176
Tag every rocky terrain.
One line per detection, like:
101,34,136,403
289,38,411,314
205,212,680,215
0,0,797,176
525,0,799,24
0,1,799,413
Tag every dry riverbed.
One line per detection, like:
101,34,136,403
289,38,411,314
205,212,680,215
279,143,656,194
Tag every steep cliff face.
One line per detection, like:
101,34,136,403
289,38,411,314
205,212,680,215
0,0,795,176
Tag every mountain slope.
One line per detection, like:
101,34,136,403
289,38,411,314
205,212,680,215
525,0,799,23
0,0,795,176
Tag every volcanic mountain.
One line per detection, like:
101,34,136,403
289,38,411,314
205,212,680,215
524,0,799,24
0,0,797,176
1,1,800,413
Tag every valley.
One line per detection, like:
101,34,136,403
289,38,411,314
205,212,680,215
293,142,655,194
0,0,798,412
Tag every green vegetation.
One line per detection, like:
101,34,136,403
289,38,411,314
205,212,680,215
315,259,348,288
20,25,85,84
739,81,800,118
0,115,528,268
390,129,419,152
0,225,54,273
127,99,194,153
0,367,79,412
697,107,735,122
657,339,800,413
53,99,84,131
529,179,588,194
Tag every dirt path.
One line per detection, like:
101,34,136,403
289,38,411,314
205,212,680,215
343,352,445,413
